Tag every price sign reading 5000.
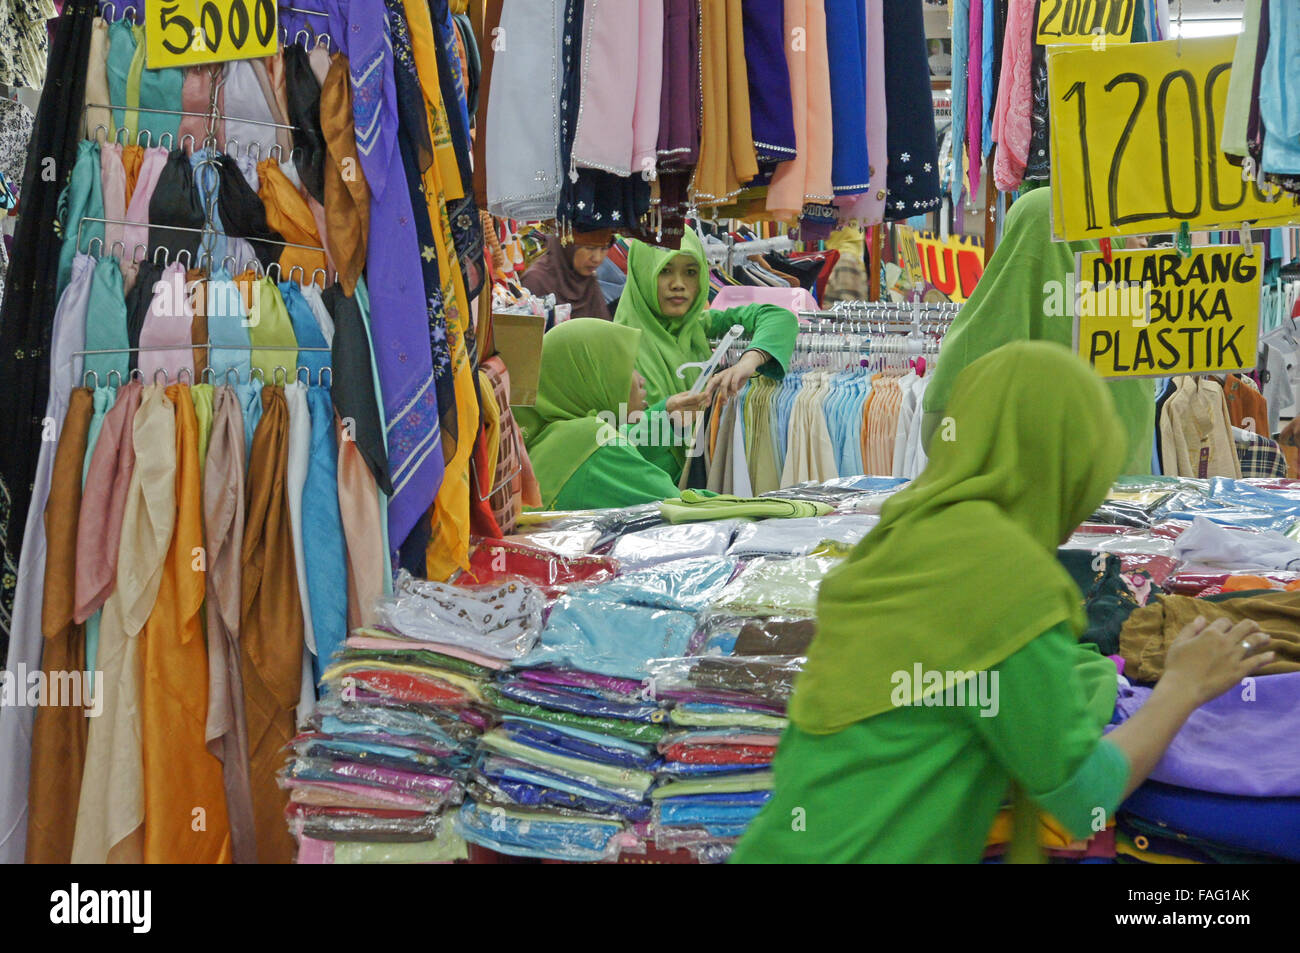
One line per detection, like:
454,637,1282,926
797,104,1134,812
147,0,278,69
1048,36,1300,241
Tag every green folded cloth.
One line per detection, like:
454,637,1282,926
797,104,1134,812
669,709,789,730
711,555,844,617
651,772,775,799
479,730,656,796
660,490,834,524
483,688,668,743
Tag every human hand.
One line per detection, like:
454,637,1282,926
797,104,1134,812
1160,616,1275,708
704,351,766,404
665,390,712,415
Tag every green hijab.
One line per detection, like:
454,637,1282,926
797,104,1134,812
922,187,1154,474
613,230,712,405
514,318,642,508
792,341,1126,734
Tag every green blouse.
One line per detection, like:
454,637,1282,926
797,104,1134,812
730,625,1130,864
552,441,680,511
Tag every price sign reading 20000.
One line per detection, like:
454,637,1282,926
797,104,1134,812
1047,36,1300,241
147,0,278,69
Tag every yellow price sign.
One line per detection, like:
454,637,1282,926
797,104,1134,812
1072,244,1263,379
894,224,924,284
1036,0,1135,46
147,0,278,70
1048,36,1300,241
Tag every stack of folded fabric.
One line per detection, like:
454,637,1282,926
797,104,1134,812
457,557,739,861
281,572,545,864
645,614,813,862
1110,670,1300,864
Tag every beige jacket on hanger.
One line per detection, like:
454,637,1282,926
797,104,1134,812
1160,376,1241,479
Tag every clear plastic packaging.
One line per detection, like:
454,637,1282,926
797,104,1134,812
500,529,602,558
589,556,739,611
458,538,619,597
643,655,806,706
455,801,636,862
709,555,843,617
607,519,745,570
518,594,697,679
282,756,464,807
295,828,468,864
374,570,544,660
727,515,878,557
478,730,656,801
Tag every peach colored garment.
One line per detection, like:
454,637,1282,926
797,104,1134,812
100,143,126,259
767,0,834,214
73,384,177,864
138,262,196,384
26,389,93,864
204,385,259,863
141,385,232,863
338,414,385,631
178,65,227,149
82,17,111,138
240,386,301,863
74,383,143,622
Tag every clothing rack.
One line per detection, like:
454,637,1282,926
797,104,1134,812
75,341,333,389
77,216,329,273
704,235,796,269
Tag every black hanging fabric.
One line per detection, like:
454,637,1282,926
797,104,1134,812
323,283,393,495
0,0,97,650
125,261,163,373
214,153,284,270
284,45,326,205
147,149,204,263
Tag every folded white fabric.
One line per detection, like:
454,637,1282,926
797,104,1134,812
728,515,880,557
375,571,546,660
608,519,745,570
1172,516,1300,572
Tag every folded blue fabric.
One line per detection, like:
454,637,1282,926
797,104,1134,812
520,595,696,679
494,679,665,723
590,557,738,612
457,802,626,861
658,803,766,825
1121,781,1300,862
487,779,651,822
500,722,658,770
653,791,772,806
480,755,644,806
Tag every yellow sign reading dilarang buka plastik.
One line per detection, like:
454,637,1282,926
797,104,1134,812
1073,245,1263,379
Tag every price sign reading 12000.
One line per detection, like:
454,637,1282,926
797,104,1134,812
1047,35,1300,241
147,0,277,69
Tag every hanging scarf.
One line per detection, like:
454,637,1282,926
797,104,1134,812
239,385,302,864
612,229,711,406
285,45,327,204
521,235,611,319
514,319,642,509
320,53,369,294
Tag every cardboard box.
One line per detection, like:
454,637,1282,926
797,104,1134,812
491,312,545,406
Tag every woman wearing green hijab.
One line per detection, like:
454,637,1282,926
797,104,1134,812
514,318,680,510
613,230,798,479
732,342,1274,864
922,187,1155,475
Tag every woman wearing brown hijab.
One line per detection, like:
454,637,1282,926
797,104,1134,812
240,385,303,864
521,234,613,319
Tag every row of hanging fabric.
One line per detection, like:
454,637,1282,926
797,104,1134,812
486,0,943,246
678,302,956,495
0,0,506,867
